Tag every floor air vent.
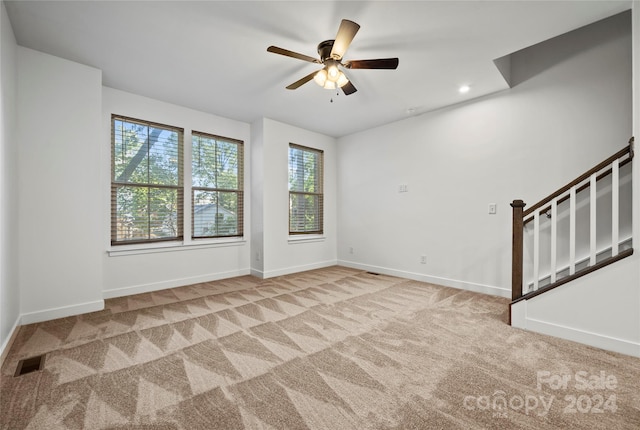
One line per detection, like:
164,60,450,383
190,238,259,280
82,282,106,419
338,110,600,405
15,355,45,377
366,272,380,275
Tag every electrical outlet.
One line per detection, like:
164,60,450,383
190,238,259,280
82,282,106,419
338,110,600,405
488,203,497,214
420,255,427,264
349,247,354,254
255,252,260,261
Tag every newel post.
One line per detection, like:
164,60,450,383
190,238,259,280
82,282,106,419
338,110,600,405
510,200,526,301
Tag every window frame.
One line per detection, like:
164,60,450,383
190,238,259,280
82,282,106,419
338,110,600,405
191,130,244,240
288,143,324,235
110,114,184,246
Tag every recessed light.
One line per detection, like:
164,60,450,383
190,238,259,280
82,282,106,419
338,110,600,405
459,85,470,94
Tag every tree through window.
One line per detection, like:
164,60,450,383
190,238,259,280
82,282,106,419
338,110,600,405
192,131,244,238
111,115,184,244
289,144,323,235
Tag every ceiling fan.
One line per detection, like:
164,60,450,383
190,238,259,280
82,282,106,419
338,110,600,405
267,19,399,95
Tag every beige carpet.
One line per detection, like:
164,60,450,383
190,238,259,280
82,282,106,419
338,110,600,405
1,266,639,429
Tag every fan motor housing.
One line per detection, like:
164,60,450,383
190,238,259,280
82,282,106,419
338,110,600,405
317,40,335,62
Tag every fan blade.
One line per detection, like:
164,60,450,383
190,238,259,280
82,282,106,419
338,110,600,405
267,46,320,64
344,58,399,69
330,19,360,60
341,80,357,95
286,71,318,90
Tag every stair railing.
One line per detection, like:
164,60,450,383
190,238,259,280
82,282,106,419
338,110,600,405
511,137,634,302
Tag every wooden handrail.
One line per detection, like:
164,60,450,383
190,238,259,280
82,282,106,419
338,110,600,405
523,156,633,225
511,137,634,303
523,139,633,218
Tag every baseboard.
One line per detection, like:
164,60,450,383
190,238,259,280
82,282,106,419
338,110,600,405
338,260,511,298
103,268,252,299
511,304,640,358
0,317,21,368
261,260,338,279
250,268,265,278
20,299,105,325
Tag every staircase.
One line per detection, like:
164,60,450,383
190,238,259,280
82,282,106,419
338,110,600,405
509,138,636,355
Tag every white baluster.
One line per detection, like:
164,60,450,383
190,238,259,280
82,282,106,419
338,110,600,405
569,186,576,275
550,199,557,283
590,173,597,266
611,160,619,257
533,210,540,292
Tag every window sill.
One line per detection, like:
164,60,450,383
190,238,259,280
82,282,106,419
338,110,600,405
288,235,325,244
108,238,246,257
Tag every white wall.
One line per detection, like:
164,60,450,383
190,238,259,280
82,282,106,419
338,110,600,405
0,1,19,355
634,1,640,357
337,11,632,298
513,253,640,357
5,44,336,327
102,88,251,298
252,118,337,278
510,9,640,358
250,119,265,275
17,47,104,323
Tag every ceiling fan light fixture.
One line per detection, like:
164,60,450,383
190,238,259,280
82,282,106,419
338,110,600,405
326,62,340,82
336,72,349,88
268,19,398,96
314,69,328,86
314,66,348,89
323,80,337,90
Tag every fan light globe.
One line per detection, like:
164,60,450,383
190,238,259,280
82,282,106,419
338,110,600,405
314,69,328,86
314,65,348,90
327,63,340,82
336,72,349,88
323,80,336,90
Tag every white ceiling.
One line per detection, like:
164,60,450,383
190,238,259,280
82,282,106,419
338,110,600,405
5,0,632,137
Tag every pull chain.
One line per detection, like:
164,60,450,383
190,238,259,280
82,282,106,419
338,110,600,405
330,89,339,103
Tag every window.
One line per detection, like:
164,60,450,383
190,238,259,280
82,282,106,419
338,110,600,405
111,115,184,245
289,144,323,235
192,131,244,239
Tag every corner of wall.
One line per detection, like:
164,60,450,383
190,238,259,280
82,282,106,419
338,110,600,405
257,118,338,277
16,45,104,322
513,257,640,358
250,118,265,275
0,0,21,363
0,315,20,368
632,0,640,356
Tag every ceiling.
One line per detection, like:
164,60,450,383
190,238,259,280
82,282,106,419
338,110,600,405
5,0,632,137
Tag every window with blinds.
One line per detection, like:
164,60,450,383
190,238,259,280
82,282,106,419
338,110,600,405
111,115,184,245
192,131,244,239
288,144,323,235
